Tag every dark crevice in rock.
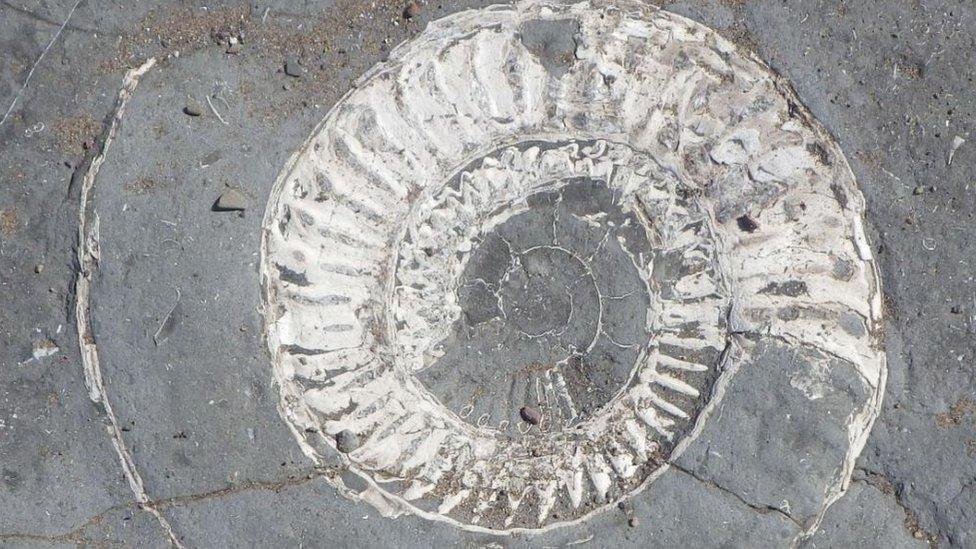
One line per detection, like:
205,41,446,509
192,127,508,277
152,469,331,510
669,462,804,530
0,469,333,544
0,503,154,545
854,467,940,544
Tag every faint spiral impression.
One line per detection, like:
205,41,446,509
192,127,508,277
260,0,884,534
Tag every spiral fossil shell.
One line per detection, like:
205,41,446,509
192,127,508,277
260,0,885,534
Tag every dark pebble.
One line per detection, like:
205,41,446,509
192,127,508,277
736,214,759,233
520,405,542,425
403,1,422,19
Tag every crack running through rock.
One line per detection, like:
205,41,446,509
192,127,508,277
0,0,83,128
668,462,805,530
854,467,939,544
0,470,332,544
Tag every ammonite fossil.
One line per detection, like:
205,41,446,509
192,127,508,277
261,0,885,534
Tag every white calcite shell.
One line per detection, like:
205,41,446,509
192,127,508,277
260,0,885,535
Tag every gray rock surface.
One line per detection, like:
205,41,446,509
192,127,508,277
801,480,926,549
1,0,974,546
674,338,870,528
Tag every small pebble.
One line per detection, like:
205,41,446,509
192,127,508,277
226,43,242,55
34,264,44,274
403,1,422,19
913,185,925,196
284,57,304,78
335,429,360,453
629,516,639,528
213,189,247,211
736,214,759,233
183,98,204,117
950,305,963,314
520,405,542,425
